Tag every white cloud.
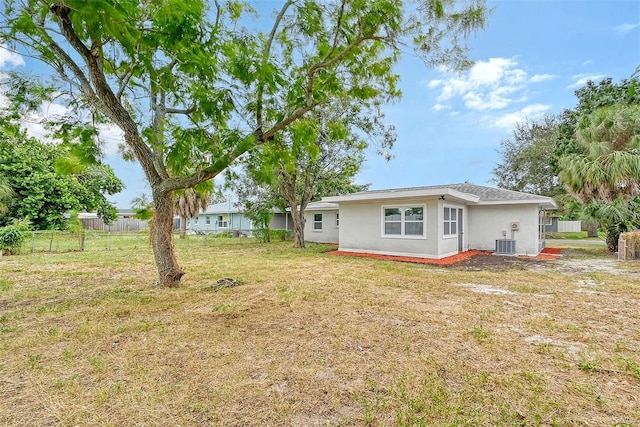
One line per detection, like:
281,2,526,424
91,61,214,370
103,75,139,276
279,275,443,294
18,98,124,155
492,104,551,129
425,57,533,112
615,22,640,34
530,74,555,83
0,44,25,68
567,73,607,89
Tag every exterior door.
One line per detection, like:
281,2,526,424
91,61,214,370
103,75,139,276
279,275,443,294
457,208,464,252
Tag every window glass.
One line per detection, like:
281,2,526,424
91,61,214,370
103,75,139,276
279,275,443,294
404,207,423,221
385,222,401,235
443,207,458,237
313,213,322,230
384,208,401,221
405,222,423,235
383,205,425,237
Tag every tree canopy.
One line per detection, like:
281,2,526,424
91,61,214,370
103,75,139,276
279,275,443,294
491,115,563,197
493,72,640,250
0,121,122,229
228,101,387,248
1,0,488,286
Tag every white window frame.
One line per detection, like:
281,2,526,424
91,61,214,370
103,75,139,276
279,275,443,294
313,213,323,231
205,216,211,225
335,212,340,228
443,206,458,238
381,204,426,239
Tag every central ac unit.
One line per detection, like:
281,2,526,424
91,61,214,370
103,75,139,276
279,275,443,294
495,239,516,255
510,221,520,231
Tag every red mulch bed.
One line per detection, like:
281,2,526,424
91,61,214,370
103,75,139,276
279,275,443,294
541,247,562,255
328,247,562,266
328,249,492,265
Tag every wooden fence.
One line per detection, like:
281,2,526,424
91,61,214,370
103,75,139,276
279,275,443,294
81,217,149,232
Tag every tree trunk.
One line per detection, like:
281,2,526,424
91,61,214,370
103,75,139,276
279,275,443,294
584,221,599,238
152,189,184,287
605,228,620,253
179,214,187,239
289,204,306,248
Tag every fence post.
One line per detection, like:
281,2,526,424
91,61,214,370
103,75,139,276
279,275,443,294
618,238,626,261
32,231,35,253
107,230,111,251
80,230,86,251
49,232,54,252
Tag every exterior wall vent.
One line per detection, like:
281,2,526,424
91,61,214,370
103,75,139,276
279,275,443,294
495,239,516,255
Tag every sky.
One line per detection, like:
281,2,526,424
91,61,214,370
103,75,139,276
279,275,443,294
1,0,639,208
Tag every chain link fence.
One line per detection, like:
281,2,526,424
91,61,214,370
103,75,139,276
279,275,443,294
20,230,151,254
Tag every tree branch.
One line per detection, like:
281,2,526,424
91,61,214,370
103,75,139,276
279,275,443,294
256,1,294,135
50,3,159,184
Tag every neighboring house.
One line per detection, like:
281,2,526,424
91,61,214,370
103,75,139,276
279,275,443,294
539,213,557,232
539,215,583,234
189,201,292,235
303,202,341,244
306,183,556,258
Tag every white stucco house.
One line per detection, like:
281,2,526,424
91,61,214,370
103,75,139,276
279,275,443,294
304,183,557,258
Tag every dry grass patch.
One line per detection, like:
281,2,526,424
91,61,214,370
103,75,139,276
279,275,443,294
1,239,639,426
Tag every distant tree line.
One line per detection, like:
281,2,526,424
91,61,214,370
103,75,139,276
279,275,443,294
492,71,640,251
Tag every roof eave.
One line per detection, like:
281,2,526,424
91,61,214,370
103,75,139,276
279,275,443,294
476,199,557,209
323,188,480,204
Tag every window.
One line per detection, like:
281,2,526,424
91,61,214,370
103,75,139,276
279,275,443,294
217,215,228,228
335,213,340,227
443,207,457,237
313,213,323,230
205,216,211,225
383,206,425,238
539,216,552,225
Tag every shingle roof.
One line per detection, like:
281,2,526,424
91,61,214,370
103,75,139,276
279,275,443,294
324,183,556,207
446,183,551,202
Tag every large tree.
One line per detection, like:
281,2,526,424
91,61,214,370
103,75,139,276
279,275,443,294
551,76,640,173
558,103,640,250
491,114,563,197
0,121,121,229
229,102,387,248
1,0,488,286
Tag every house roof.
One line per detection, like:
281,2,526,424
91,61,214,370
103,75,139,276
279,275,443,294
201,201,242,214
323,183,557,209
201,201,288,215
305,201,339,211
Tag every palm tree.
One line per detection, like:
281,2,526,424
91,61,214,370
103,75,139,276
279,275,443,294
174,184,213,239
558,104,640,250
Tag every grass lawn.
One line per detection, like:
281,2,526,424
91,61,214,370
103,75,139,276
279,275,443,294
1,238,639,426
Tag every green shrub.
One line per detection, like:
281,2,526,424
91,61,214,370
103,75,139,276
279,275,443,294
253,227,271,243
271,229,291,241
0,219,31,255
212,230,233,238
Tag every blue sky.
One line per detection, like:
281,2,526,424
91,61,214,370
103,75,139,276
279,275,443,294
358,0,639,194
1,0,639,208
